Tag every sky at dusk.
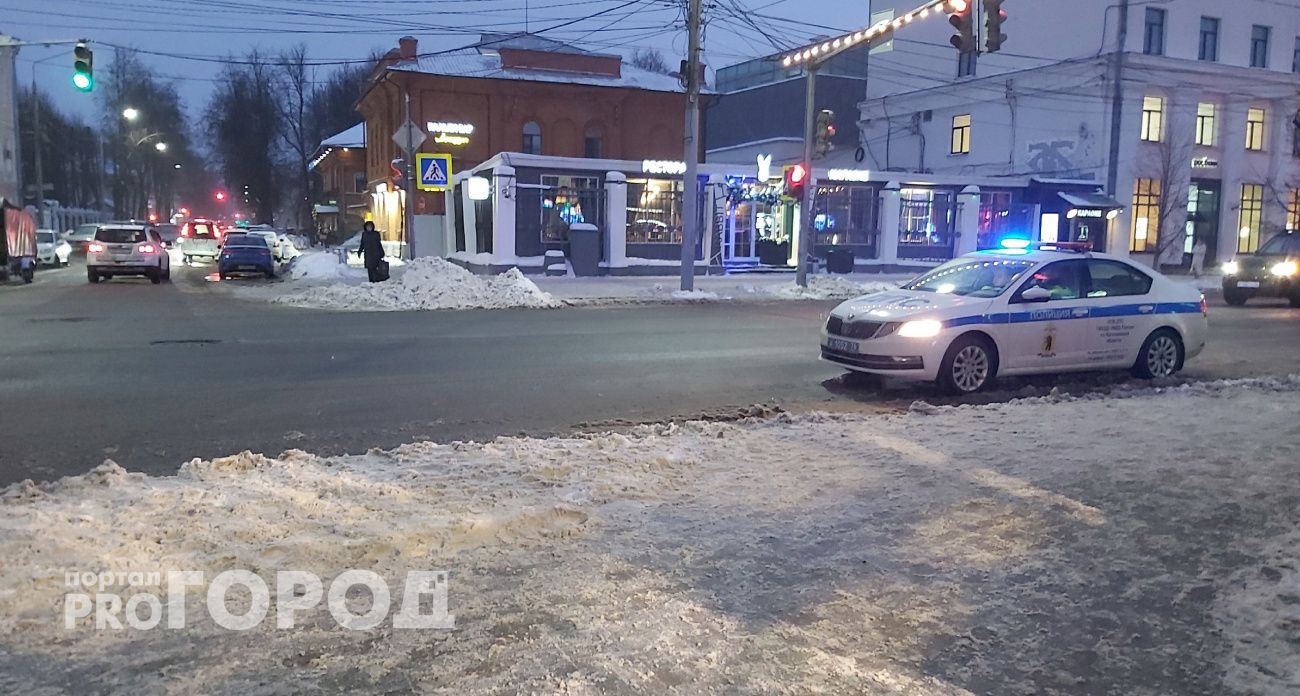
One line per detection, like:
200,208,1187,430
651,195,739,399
3,0,870,125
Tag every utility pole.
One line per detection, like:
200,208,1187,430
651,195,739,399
31,72,44,226
795,64,818,288
1105,0,1130,197
678,0,702,291
403,88,417,260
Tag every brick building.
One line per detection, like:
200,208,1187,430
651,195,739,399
356,33,691,247
308,123,367,244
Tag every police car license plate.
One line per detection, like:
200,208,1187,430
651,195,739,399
1237,281,1260,288
827,338,859,353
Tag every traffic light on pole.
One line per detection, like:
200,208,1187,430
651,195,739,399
946,0,975,53
783,163,808,200
814,110,836,158
215,190,227,202
984,0,1008,53
72,42,93,92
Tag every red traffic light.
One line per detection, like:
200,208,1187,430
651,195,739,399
948,0,968,11
214,191,227,202
789,164,807,184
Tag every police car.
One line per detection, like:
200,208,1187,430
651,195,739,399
820,241,1208,394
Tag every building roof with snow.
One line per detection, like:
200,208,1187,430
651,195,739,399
385,34,689,94
321,123,366,149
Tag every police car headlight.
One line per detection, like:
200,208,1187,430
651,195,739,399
1222,260,1239,275
898,319,943,338
1271,261,1298,277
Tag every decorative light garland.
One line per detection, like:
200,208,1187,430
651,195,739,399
781,0,965,67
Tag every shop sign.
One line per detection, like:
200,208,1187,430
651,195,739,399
826,168,872,182
426,122,474,147
1069,208,1104,218
757,154,773,181
642,160,686,175
1192,156,1219,169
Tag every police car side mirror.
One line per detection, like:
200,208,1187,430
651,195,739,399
1020,287,1052,303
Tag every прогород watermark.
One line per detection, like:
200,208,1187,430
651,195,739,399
63,569,455,631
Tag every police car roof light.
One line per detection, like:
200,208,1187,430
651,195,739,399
999,237,1031,250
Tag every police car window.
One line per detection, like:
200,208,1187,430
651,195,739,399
1012,260,1085,302
902,258,1034,297
1087,260,1152,298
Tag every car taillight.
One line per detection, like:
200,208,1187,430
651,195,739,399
1200,295,1208,316
138,244,156,254
88,242,105,253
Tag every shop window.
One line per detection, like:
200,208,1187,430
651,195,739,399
1144,8,1166,56
1130,178,1161,253
522,121,542,155
353,173,367,194
1287,188,1300,231
813,185,877,246
583,126,603,159
1196,103,1216,146
1251,25,1271,68
1140,96,1163,142
474,195,494,254
1246,108,1266,151
1238,184,1264,252
1199,17,1220,62
540,175,601,243
898,188,954,251
626,178,684,244
977,191,1013,250
950,114,971,155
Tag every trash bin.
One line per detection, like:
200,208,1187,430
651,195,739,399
826,247,855,274
567,223,601,277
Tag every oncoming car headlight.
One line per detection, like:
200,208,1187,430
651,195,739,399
1222,260,1239,275
898,319,943,339
1271,261,1298,277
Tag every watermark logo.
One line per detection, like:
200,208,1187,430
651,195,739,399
63,570,455,631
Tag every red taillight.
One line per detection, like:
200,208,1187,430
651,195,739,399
138,244,156,254
88,242,105,253
1200,296,1208,316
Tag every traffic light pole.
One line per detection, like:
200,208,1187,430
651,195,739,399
796,63,818,288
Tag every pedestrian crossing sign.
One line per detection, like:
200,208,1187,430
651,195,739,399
416,153,453,192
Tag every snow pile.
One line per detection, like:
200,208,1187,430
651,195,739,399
765,276,899,300
670,289,720,301
285,251,364,282
2,380,1298,693
272,257,557,311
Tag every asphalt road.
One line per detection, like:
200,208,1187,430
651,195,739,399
2,258,1299,485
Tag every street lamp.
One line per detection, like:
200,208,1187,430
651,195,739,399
122,107,139,122
154,142,168,153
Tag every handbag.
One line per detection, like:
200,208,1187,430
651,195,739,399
375,259,390,281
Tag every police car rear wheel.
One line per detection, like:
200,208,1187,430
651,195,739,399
1134,329,1183,379
939,335,996,395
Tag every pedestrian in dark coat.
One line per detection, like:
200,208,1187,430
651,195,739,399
356,221,385,282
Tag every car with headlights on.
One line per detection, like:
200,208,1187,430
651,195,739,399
36,229,71,266
1220,231,1300,306
86,223,171,284
821,241,1208,394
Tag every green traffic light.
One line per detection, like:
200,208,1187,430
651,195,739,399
72,73,93,91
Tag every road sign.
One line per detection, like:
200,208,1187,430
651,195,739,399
416,153,453,192
392,119,426,153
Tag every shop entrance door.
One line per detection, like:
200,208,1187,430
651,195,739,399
1186,180,1221,267
726,202,762,266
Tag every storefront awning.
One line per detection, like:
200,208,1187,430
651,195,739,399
1058,192,1125,210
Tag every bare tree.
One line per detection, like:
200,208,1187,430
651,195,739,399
276,45,315,232
207,50,282,224
1146,135,1193,270
630,48,670,74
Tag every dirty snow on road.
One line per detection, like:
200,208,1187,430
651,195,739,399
2,378,1298,694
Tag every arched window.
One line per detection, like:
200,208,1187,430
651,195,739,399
584,125,603,158
522,121,542,154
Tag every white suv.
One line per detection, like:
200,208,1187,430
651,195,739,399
87,224,172,284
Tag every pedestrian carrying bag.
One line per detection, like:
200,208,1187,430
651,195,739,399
375,259,390,282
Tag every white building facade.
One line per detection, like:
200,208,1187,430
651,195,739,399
859,0,1300,267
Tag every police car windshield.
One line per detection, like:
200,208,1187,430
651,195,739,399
903,258,1035,297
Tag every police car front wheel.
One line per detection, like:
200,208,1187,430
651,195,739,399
1133,329,1184,379
938,335,997,395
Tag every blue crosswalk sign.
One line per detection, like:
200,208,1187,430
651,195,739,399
416,153,453,192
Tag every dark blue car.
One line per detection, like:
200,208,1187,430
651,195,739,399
218,234,276,280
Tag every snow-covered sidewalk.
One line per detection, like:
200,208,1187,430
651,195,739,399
2,377,1298,694
230,251,905,311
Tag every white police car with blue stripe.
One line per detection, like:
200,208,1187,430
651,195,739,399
821,241,1208,394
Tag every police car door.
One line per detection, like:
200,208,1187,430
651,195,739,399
1081,259,1158,367
1001,259,1092,371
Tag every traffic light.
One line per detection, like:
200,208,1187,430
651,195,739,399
72,42,93,92
984,0,1008,53
214,191,227,202
814,110,836,158
783,163,808,200
946,0,975,54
